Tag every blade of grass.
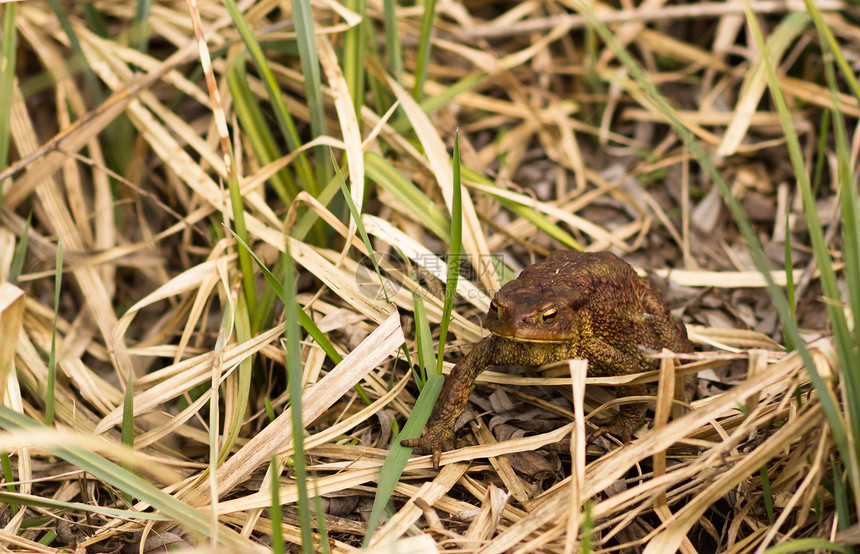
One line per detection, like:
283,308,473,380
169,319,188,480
822,24,860,418
580,501,594,554
822,37,860,512
761,539,850,554
225,227,344,367
436,130,462,375
363,292,444,545
0,2,15,177
227,56,298,204
332,151,390,302
313,481,331,554
364,134,465,543
46,0,137,173
221,0,317,200
282,246,313,553
120,369,134,504
220,289,251,464
782,207,795,351
365,152,450,241
269,457,285,554
0,407,249,547
227,226,376,408
412,0,437,101
460,165,583,250
130,0,152,53
0,491,170,520
45,0,103,107
186,0,258,320
8,212,31,284
811,110,829,197
292,175,342,241
802,0,860,105
45,241,62,427
418,71,486,116
382,0,403,81
291,0,329,187
342,0,366,117
740,3,859,505
225,141,258,320
832,456,851,535
0,451,15,515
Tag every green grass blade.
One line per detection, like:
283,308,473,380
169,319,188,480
580,501,593,553
418,71,486,116
740,6,858,502
382,0,403,81
221,0,317,197
269,457,286,554
436,131,462,375
365,152,450,241
226,170,258,318
412,0,437,101
803,0,860,105
826,54,860,396
224,227,344,366
291,0,329,186
782,207,795,351
745,6,860,506
502,198,583,251
282,247,313,553
45,241,62,427
292,175,343,241
343,0,366,117
364,134,464,544
332,151,390,302
0,407,248,546
120,370,134,503
459,165,582,250
0,491,170,520
131,0,152,52
313,482,330,554
363,292,444,545
1,448,16,514
8,212,31,284
823,43,860,501
220,291,253,463
761,538,850,554
80,4,109,37
227,56,298,203
811,110,830,197
832,456,851,533
45,0,103,106
412,288,437,387
0,2,16,176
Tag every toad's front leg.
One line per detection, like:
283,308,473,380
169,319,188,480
583,340,651,442
401,336,495,470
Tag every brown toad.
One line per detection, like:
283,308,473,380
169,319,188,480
401,251,693,470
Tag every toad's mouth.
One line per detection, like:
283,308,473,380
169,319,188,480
489,330,571,343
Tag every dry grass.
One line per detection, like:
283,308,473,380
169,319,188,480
0,0,858,552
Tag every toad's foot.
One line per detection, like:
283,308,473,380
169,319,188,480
401,430,454,471
591,412,642,443
590,385,647,443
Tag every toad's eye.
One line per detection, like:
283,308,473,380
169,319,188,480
540,307,559,325
489,301,502,318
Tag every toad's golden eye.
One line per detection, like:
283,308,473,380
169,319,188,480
489,301,502,318
540,307,559,324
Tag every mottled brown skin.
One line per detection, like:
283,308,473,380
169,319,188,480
401,251,693,470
